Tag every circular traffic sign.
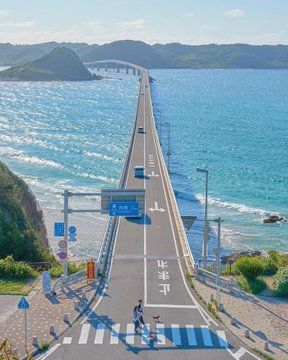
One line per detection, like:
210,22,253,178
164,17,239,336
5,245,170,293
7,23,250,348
57,251,67,260
58,240,67,249
69,226,76,234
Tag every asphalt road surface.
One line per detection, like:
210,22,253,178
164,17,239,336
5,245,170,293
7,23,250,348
38,69,262,360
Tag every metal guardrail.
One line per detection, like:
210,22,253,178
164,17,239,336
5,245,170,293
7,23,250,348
147,79,196,275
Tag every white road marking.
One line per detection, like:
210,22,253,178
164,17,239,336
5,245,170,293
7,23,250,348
148,201,165,213
186,325,197,346
141,324,151,345
201,325,213,347
36,344,61,360
126,323,135,344
159,283,170,295
156,323,166,345
148,171,159,177
145,303,197,309
110,324,120,344
217,330,228,348
78,324,90,344
63,337,72,344
171,324,181,345
233,347,247,359
94,323,105,344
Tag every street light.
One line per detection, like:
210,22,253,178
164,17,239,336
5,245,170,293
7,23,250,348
214,217,223,311
196,168,209,269
165,122,171,174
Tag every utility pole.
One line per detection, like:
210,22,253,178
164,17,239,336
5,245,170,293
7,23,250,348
165,122,171,174
214,217,223,310
63,190,69,277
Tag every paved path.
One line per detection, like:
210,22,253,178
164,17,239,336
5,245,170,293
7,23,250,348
37,68,262,360
194,279,288,360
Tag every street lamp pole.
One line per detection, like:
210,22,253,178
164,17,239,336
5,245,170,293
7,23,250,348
196,168,209,269
214,217,223,310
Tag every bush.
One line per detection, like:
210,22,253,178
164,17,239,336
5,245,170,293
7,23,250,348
234,257,264,281
0,255,34,278
238,276,267,295
50,262,86,278
278,254,288,269
262,257,278,275
273,266,288,297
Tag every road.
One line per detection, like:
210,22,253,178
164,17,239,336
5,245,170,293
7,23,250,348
38,69,261,360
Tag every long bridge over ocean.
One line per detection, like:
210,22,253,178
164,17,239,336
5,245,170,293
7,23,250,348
40,63,260,360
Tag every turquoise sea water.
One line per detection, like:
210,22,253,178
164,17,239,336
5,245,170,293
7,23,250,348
0,69,287,260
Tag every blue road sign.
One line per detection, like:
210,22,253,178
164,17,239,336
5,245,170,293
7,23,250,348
18,296,29,310
58,251,67,260
68,233,76,242
54,222,64,237
68,226,76,234
109,201,139,217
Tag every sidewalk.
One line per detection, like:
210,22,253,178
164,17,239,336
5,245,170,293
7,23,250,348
0,278,97,359
193,278,288,360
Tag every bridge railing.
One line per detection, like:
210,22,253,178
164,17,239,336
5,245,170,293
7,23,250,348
147,75,196,275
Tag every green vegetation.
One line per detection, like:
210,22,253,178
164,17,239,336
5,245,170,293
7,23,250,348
1,41,288,69
237,276,267,295
273,266,288,297
39,341,50,352
0,47,96,81
234,257,265,281
50,262,86,278
0,255,35,278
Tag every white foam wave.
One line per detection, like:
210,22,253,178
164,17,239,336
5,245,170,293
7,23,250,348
85,151,120,163
77,172,118,184
195,193,272,216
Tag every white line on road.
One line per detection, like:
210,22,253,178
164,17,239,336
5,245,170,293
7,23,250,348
145,303,197,309
217,330,228,348
156,323,166,345
63,337,72,344
186,325,197,346
126,323,135,344
201,325,213,347
78,323,91,344
141,324,151,345
94,323,105,344
36,344,61,360
110,324,120,344
171,324,181,345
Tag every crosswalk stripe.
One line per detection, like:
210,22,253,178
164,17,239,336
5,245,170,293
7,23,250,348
110,324,120,344
78,324,90,344
156,324,166,345
94,323,105,344
186,325,197,346
217,330,228,348
171,324,181,345
63,337,72,345
201,325,213,347
141,324,150,344
126,324,135,344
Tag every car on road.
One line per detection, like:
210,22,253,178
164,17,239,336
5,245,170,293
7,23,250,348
135,166,144,178
138,126,145,134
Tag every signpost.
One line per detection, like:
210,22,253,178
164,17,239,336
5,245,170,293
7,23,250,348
109,201,139,217
57,251,67,260
58,240,67,249
181,215,197,231
54,222,64,237
87,260,96,281
68,233,77,242
18,297,29,353
68,226,76,234
42,271,52,294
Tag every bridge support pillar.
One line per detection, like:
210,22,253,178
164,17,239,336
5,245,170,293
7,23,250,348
126,68,129,74
117,67,120,73
133,68,136,75
105,68,108,72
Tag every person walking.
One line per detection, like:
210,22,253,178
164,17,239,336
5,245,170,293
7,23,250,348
137,299,145,326
133,305,141,333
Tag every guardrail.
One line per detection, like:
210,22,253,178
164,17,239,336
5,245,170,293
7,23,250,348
52,72,144,294
147,77,196,275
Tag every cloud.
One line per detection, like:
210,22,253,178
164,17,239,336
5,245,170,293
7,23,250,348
84,20,102,30
201,25,217,31
116,18,146,31
0,21,35,28
225,9,245,18
0,10,9,16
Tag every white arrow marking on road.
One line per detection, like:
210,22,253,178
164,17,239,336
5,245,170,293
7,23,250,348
148,202,165,213
148,171,159,177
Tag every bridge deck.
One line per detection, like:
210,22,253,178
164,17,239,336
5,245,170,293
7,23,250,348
41,70,260,360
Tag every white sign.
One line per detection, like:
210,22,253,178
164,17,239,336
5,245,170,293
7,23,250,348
42,271,52,294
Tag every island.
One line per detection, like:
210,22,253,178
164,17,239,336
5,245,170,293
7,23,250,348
0,47,100,81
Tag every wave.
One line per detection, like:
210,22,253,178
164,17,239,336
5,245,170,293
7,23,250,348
85,151,120,163
195,193,273,216
77,172,118,184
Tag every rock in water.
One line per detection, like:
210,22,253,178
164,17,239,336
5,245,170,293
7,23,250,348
263,215,284,223
0,47,97,81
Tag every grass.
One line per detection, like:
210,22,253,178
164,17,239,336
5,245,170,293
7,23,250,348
39,341,49,352
237,276,267,295
0,274,38,295
252,348,275,360
185,272,195,289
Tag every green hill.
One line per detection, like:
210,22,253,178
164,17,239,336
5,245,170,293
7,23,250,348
0,161,50,262
0,46,95,81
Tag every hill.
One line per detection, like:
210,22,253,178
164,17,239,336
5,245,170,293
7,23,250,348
0,47,96,81
0,161,50,262
1,41,288,69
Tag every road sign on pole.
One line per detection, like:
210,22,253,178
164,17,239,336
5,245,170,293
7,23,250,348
58,240,67,249
57,251,67,260
109,201,139,217
181,216,197,231
18,297,29,353
54,222,64,237
87,261,96,280
68,233,77,242
68,226,76,234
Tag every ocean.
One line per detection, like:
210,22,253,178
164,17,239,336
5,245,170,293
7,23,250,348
0,68,287,262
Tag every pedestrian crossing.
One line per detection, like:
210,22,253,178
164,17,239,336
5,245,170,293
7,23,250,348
62,323,229,348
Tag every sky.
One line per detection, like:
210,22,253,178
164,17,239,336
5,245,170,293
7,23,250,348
0,0,287,45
